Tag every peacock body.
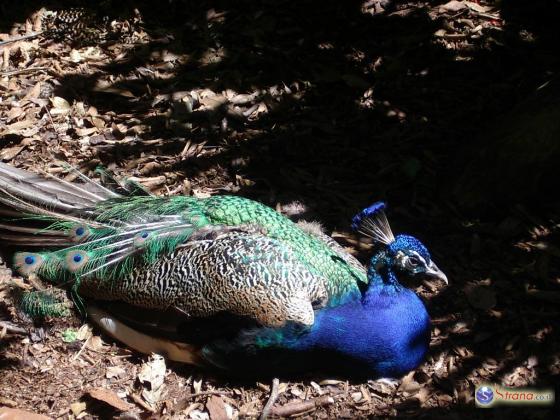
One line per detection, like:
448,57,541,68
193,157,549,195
0,163,447,377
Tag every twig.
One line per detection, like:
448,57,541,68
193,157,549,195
71,336,91,361
185,390,232,399
271,395,335,417
0,321,27,335
0,32,43,47
259,378,279,420
44,105,62,139
473,12,502,21
130,393,155,413
0,67,50,77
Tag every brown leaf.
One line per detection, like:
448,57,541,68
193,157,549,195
50,96,71,111
0,145,25,161
0,407,52,420
75,127,99,136
23,82,42,100
93,81,135,98
70,401,87,416
87,335,107,351
106,366,127,379
138,354,166,405
86,387,134,412
439,1,466,13
465,1,491,13
199,95,227,110
206,395,228,420
414,388,431,406
3,119,34,134
6,107,25,122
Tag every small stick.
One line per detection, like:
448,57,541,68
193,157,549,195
271,395,335,417
260,378,280,420
0,32,43,47
0,321,27,335
184,390,232,399
130,393,155,413
71,336,91,361
0,67,50,77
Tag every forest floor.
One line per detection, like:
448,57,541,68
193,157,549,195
0,0,559,418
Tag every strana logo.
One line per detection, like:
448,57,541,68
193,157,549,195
475,386,494,405
475,383,554,408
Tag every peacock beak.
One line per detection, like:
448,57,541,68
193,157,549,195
425,261,448,285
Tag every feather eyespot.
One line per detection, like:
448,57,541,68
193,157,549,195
133,231,151,248
69,224,90,242
65,250,89,272
14,252,44,276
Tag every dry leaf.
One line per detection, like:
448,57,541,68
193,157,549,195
86,387,134,412
0,145,25,161
93,81,135,98
351,391,363,402
415,388,431,406
189,410,210,420
399,371,421,394
439,1,466,13
70,401,87,416
206,396,228,420
75,127,99,136
6,107,25,122
23,82,42,100
3,119,34,134
87,335,106,351
70,49,83,63
75,324,92,341
0,407,52,420
51,96,71,111
199,95,227,110
465,1,491,13
106,366,127,379
137,354,166,405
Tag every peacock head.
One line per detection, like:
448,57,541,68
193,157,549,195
352,202,448,285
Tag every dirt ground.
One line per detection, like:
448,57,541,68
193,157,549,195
0,1,559,418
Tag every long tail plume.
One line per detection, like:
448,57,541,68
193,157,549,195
0,162,199,292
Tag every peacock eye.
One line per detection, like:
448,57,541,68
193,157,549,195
407,256,421,268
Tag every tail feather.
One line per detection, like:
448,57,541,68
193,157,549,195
0,162,116,214
0,162,199,288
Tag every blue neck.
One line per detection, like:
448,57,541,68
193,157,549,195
282,258,430,377
364,252,401,297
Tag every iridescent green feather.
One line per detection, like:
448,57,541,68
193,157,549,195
13,194,366,305
18,290,70,319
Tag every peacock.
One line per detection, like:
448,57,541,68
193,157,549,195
0,162,447,377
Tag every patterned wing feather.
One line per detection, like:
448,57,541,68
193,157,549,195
78,233,328,327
